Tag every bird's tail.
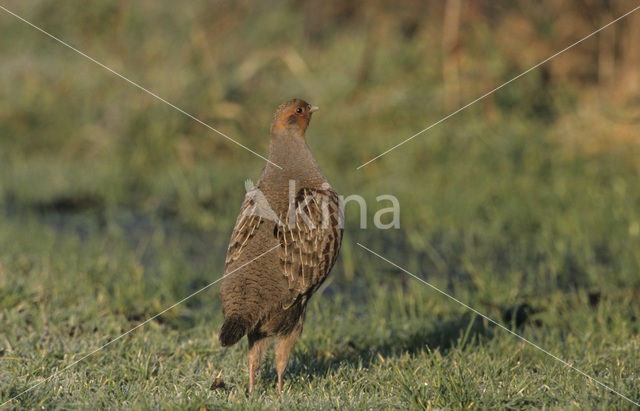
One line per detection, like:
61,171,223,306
219,316,253,347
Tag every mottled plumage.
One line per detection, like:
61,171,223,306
219,99,343,394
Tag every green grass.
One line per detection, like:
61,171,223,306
1,1,640,409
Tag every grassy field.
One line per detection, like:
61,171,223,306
1,1,640,409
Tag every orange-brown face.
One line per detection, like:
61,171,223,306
271,99,319,137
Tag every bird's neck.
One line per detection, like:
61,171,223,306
262,132,326,190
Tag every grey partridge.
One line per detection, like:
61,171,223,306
219,99,343,394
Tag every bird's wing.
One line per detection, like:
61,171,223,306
275,187,343,307
225,187,278,267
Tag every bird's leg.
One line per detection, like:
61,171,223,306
275,324,303,395
247,333,270,394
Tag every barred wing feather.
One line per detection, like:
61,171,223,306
274,187,343,306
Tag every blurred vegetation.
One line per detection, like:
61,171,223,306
1,0,639,407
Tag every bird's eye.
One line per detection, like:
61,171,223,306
295,107,303,114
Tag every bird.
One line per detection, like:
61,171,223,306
218,98,343,395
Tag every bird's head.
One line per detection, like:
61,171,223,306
270,98,319,138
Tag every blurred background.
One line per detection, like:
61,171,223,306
2,0,639,294
1,0,639,406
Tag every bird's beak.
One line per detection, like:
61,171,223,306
309,105,319,113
